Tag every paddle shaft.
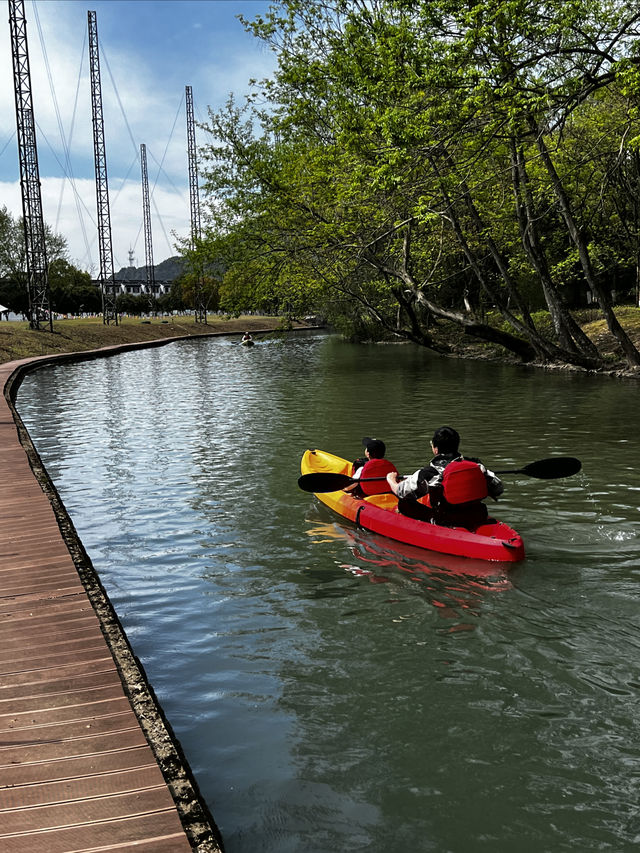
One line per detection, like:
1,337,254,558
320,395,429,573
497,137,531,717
298,456,581,493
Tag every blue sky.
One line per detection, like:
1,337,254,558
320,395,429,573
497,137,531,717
0,0,276,272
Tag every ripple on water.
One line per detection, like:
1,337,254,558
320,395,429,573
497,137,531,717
15,333,640,853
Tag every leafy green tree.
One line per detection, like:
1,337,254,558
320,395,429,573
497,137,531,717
156,280,187,314
197,0,640,368
48,258,100,314
0,205,67,278
116,293,149,316
176,269,220,314
0,205,81,317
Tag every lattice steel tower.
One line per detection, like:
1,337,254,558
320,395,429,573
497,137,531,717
88,10,118,325
139,143,156,308
186,85,206,323
9,0,52,331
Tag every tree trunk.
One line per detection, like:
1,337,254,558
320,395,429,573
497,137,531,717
414,292,538,360
427,153,554,360
509,140,601,362
532,121,640,369
391,284,450,352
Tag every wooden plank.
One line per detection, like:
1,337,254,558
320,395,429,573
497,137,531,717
0,745,155,787
0,813,191,852
0,352,222,851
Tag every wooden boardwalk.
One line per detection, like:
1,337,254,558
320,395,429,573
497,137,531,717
0,351,223,852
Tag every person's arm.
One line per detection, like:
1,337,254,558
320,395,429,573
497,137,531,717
466,456,504,501
386,471,401,495
343,462,365,493
343,467,362,493
387,470,421,498
480,463,504,500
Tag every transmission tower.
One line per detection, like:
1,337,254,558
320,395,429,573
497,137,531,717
186,85,206,324
9,0,52,331
139,144,156,312
88,10,118,325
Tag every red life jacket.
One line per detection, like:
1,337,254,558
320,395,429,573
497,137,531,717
358,458,398,496
441,459,488,504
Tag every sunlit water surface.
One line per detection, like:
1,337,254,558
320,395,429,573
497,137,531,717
16,332,640,853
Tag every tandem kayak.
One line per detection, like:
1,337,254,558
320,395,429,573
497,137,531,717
300,449,525,563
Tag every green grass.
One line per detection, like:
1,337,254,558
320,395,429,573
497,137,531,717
0,315,295,364
2,307,638,368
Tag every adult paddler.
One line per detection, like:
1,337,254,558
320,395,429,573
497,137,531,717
386,426,503,529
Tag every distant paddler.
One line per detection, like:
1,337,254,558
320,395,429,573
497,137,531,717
241,332,255,347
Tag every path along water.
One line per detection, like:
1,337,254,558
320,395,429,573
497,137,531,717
16,331,640,853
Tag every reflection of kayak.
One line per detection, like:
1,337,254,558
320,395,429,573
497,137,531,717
307,518,514,583
300,449,525,562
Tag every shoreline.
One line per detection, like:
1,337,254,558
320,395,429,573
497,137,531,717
442,347,640,381
1,311,639,379
0,315,310,364
1,333,240,851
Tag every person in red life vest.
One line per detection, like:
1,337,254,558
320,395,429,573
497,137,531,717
386,426,503,529
345,437,397,498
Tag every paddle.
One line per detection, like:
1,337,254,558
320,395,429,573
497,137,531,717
297,456,581,493
494,457,581,479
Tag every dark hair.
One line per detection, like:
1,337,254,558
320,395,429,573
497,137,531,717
363,437,386,458
432,426,460,454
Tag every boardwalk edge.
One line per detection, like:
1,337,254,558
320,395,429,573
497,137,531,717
3,339,227,853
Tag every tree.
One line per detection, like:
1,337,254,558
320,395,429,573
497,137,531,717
156,282,186,314
197,0,640,368
116,293,149,316
0,205,78,316
48,258,100,314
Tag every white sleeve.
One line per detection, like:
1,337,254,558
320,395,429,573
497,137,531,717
395,470,421,499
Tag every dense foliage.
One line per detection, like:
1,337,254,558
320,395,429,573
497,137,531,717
0,206,100,317
0,207,187,319
194,0,640,368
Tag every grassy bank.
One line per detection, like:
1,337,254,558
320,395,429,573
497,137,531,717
442,306,640,371
0,314,301,364
2,308,639,373
578,307,640,361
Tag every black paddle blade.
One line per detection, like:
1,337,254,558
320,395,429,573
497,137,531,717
518,457,582,479
298,472,355,492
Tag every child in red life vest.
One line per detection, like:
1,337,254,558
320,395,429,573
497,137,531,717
345,437,397,498
386,426,503,529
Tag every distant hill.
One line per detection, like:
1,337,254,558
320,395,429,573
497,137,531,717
115,256,185,283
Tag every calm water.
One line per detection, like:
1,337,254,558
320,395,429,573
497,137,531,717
16,332,640,853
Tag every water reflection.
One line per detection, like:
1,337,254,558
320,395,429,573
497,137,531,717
15,332,640,853
304,517,512,628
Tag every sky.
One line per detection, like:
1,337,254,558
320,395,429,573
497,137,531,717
1,0,276,273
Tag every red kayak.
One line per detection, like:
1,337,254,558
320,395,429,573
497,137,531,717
300,449,525,562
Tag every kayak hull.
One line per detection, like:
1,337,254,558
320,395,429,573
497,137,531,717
301,449,525,562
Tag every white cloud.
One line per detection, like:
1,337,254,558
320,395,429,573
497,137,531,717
1,0,276,268
1,177,190,273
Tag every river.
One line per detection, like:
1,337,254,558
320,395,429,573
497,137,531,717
16,331,640,852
